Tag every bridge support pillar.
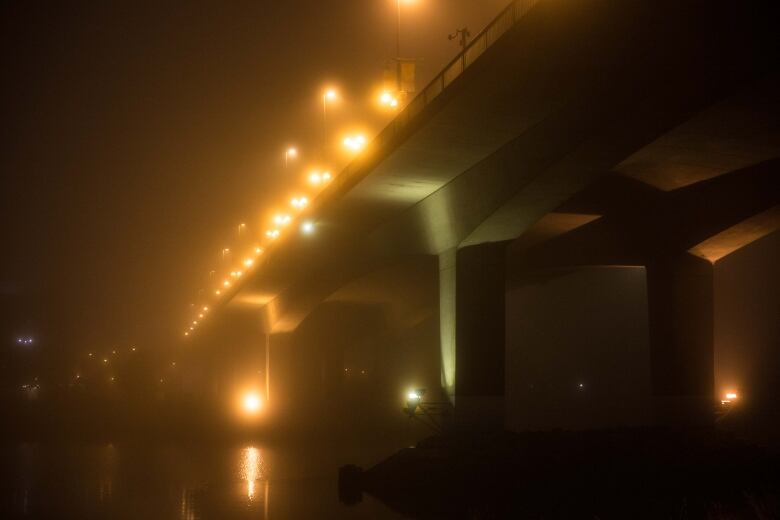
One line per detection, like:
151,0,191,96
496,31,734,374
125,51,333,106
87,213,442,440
440,242,507,431
646,253,714,425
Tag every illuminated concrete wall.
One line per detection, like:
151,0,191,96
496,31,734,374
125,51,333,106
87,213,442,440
439,243,507,427
505,266,653,431
438,249,457,402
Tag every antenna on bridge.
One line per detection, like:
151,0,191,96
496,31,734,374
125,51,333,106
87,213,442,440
448,27,471,52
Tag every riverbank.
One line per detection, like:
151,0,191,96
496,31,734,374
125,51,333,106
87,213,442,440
342,427,780,518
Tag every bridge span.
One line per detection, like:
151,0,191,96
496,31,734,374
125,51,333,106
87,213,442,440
191,0,779,431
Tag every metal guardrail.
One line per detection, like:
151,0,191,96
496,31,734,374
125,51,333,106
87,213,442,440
393,0,538,142
330,0,540,195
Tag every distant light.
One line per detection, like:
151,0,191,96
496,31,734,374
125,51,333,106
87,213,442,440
203,306,209,311
726,392,738,400
131,347,136,352
88,353,93,357
343,134,367,152
215,290,221,295
291,196,309,209
189,326,194,330
301,221,315,234
322,172,332,181
199,313,203,318
110,376,115,382
324,89,338,101
379,90,399,109
407,391,420,401
243,392,262,414
273,214,291,226
193,320,198,325
266,229,280,239
171,362,176,367
112,350,116,355
287,147,297,157
102,359,108,364
184,332,189,336
244,258,254,267
255,247,263,255
223,280,231,287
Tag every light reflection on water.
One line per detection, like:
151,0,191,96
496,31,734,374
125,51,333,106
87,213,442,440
0,442,405,519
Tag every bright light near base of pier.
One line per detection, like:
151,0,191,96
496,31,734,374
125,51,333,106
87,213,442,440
240,391,263,417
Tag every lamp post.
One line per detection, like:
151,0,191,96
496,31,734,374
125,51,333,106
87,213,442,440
284,147,297,168
395,0,416,93
322,88,337,152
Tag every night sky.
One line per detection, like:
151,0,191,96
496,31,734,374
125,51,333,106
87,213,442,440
0,1,509,356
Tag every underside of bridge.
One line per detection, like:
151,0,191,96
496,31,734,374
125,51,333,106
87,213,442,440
193,0,779,432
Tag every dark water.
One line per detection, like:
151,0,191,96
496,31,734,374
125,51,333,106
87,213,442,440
0,441,406,519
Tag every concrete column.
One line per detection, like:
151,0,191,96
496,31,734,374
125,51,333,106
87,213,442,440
646,253,714,425
440,242,507,429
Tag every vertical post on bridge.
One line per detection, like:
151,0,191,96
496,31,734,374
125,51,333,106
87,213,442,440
265,333,271,404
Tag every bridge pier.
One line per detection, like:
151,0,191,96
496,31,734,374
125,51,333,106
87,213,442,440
646,253,714,425
440,242,508,430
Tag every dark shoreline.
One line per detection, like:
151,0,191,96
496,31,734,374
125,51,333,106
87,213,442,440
342,426,780,519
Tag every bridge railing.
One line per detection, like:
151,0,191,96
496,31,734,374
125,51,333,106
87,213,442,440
331,0,540,194
389,0,538,141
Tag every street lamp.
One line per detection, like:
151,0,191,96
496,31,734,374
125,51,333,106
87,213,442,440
395,0,417,91
285,147,298,168
343,134,367,152
323,88,338,149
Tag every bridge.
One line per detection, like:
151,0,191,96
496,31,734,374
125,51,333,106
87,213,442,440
189,0,780,431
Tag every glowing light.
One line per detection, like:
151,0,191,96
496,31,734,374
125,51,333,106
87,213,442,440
407,391,421,401
266,229,280,239
215,290,222,295
324,89,337,101
131,347,136,352
726,392,738,399
102,359,108,364
184,332,189,336
243,392,262,414
198,313,203,318
291,196,309,209
193,320,198,325
88,353,93,357
301,221,315,234
189,326,194,330
322,172,331,181
343,134,367,152
254,247,264,255
244,258,254,267
203,306,209,312
223,280,231,287
379,90,399,109
309,172,322,184
273,214,291,226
